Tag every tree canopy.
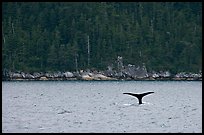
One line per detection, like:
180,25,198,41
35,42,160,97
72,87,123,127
2,2,202,73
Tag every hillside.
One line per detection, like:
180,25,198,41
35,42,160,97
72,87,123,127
2,2,202,73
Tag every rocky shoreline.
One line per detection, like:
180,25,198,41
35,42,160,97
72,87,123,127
2,69,202,81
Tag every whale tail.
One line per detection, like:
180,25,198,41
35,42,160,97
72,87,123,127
123,92,154,104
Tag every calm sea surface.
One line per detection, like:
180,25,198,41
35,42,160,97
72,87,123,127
2,81,202,133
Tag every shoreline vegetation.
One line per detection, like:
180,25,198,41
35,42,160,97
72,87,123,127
2,68,202,81
3,3,202,76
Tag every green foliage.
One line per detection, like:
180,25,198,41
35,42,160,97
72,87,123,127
2,2,202,73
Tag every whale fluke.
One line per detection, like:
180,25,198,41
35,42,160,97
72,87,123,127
123,92,154,104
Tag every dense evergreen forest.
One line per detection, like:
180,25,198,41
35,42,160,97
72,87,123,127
2,2,202,73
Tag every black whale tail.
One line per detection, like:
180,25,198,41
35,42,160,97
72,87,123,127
123,92,154,104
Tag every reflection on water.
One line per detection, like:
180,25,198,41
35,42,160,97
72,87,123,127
2,81,202,133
